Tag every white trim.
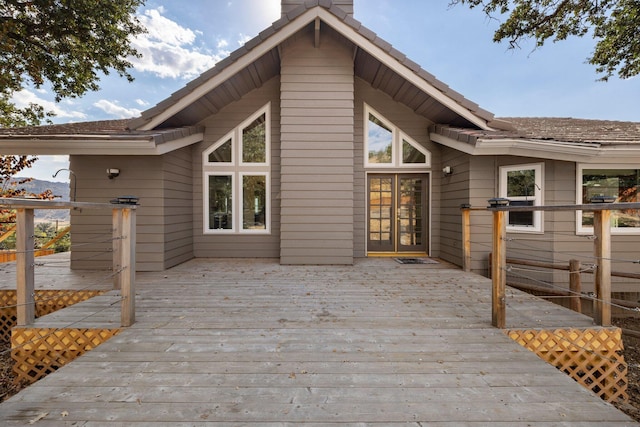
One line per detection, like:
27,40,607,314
203,172,235,234
364,104,431,169
239,104,271,167
139,7,493,132
239,172,270,234
576,163,640,235
203,131,234,165
499,163,544,233
202,103,271,235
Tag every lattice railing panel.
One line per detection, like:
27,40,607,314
0,290,104,342
11,327,120,384
507,328,627,403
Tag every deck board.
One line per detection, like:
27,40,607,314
1,256,636,425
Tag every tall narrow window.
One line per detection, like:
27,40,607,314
500,164,543,232
364,105,430,168
203,103,270,234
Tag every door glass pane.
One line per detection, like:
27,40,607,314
399,178,423,246
209,175,232,230
208,138,232,163
243,175,266,230
402,139,426,164
242,113,266,163
367,114,393,164
369,177,393,245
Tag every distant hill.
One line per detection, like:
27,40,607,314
7,178,71,222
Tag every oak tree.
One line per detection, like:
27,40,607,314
451,0,640,80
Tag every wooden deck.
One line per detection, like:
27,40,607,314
1,256,637,425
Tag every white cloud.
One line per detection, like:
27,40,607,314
237,34,252,46
11,90,87,120
131,8,220,79
93,100,141,119
135,99,149,106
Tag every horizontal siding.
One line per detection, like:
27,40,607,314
193,76,281,258
355,77,440,258
163,146,194,268
69,155,166,272
280,30,354,265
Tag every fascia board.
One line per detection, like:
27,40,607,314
316,10,492,131
0,137,157,155
155,132,204,155
138,10,322,131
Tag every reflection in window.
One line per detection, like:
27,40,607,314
243,175,266,230
500,164,542,232
367,113,393,164
208,138,232,163
243,114,266,163
209,175,232,230
402,139,426,164
582,168,640,229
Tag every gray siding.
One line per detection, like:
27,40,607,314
355,78,440,258
280,30,354,264
193,77,281,258
69,155,166,272
162,146,194,268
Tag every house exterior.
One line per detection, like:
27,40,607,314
0,0,639,287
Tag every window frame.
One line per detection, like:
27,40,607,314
499,163,544,233
576,164,640,235
203,103,271,235
364,104,431,169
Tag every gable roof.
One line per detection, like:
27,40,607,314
129,0,506,132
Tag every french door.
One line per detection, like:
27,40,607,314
367,174,428,254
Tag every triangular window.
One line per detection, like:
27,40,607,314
365,105,430,168
208,138,232,163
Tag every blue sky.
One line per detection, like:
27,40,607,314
15,0,640,182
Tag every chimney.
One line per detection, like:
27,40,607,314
281,0,354,17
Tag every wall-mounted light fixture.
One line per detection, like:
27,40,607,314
442,166,453,176
107,168,120,179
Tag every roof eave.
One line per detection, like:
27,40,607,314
134,5,495,132
0,131,204,156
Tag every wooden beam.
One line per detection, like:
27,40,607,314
112,209,122,291
593,210,612,326
16,208,35,326
314,17,321,48
569,259,582,314
118,207,136,327
491,210,506,329
461,206,471,272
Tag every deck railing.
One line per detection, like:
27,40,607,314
0,198,137,327
462,200,640,329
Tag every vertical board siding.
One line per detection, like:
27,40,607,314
280,31,354,265
162,146,194,268
193,77,281,258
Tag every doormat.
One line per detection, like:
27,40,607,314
394,258,439,265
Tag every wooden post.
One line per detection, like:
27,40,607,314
16,208,35,326
491,209,507,329
593,209,612,326
112,209,123,290
114,207,136,327
569,259,582,314
461,205,471,272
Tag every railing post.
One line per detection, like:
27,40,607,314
118,207,136,327
16,208,35,326
569,259,582,314
489,198,508,329
593,209,612,326
112,208,122,290
461,204,471,272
